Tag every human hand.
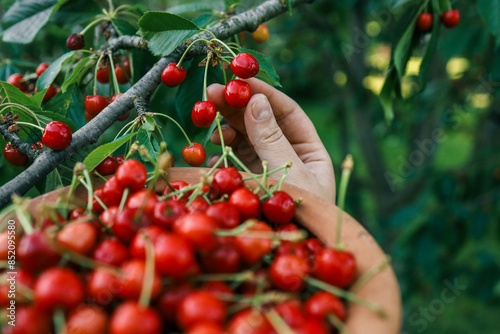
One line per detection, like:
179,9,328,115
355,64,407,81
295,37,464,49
206,78,336,203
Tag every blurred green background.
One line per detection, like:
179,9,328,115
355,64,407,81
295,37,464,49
1,0,500,333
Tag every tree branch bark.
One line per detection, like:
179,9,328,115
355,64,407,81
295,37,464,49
0,121,37,161
0,0,315,208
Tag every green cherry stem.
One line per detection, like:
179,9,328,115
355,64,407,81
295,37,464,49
12,197,33,235
93,54,105,96
335,154,353,248
211,38,238,58
80,17,108,35
215,112,228,167
328,314,352,334
16,122,44,132
304,276,387,318
152,113,192,145
53,309,66,334
119,187,130,212
202,54,212,102
139,236,155,308
0,104,42,127
176,38,211,68
262,161,268,190
350,256,391,293
226,147,273,197
82,170,94,213
107,52,121,95
265,309,295,334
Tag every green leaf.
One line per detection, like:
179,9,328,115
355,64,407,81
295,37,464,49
0,81,36,108
30,89,47,107
391,0,420,11
168,3,215,15
110,18,139,37
36,110,77,132
83,133,135,172
50,0,101,26
0,62,19,81
418,21,441,90
379,67,398,125
66,86,86,128
138,11,199,57
137,127,158,162
45,168,63,193
61,57,94,93
142,114,156,132
477,0,500,40
44,84,75,115
37,52,75,90
286,0,293,15
237,48,281,87
1,0,64,44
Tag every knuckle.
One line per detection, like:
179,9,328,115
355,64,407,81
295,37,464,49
257,126,285,147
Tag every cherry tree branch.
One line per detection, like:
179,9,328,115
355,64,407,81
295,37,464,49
0,0,315,208
0,121,37,161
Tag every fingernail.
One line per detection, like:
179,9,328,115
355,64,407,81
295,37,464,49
250,95,271,121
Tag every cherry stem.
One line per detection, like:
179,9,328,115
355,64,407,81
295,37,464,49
119,187,130,211
0,103,41,127
335,154,353,248
12,196,33,234
82,170,94,213
221,60,228,85
241,164,288,181
226,147,273,197
265,309,295,334
94,170,108,182
16,122,44,132
93,54,105,96
252,277,265,310
215,113,228,168
215,219,256,237
191,271,254,282
211,38,238,58
114,119,137,141
108,51,121,95
202,54,212,102
304,276,388,318
176,38,211,68
80,17,107,35
328,314,351,334
350,256,391,293
207,151,228,175
262,161,268,190
152,113,192,145
275,161,292,191
53,309,66,334
139,236,155,308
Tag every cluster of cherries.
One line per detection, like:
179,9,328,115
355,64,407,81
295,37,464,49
417,9,460,32
6,62,58,103
1,159,357,334
160,52,260,129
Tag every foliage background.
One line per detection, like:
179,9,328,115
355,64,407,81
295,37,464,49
1,0,499,333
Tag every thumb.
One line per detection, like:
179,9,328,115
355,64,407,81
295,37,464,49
243,94,302,171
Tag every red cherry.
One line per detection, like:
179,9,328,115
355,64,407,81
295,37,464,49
186,322,224,334
302,238,324,256
117,259,162,300
162,180,191,199
97,65,110,83
93,238,129,266
3,143,29,167
87,268,120,305
313,248,357,288
227,309,274,334
229,187,261,220
224,79,252,108
251,23,270,43
275,241,309,260
56,221,98,255
34,267,85,312
152,199,188,229
293,318,329,334
66,33,85,50
206,201,241,229
274,299,305,327
6,73,27,91
92,187,106,214
178,290,226,328
115,63,130,84
201,281,234,304
417,13,434,32
95,156,119,175
109,301,162,334
102,176,126,207
36,63,50,77
201,243,241,273
154,233,195,278
161,62,187,87
192,101,217,127
65,306,108,334
182,143,206,167
2,307,51,334
187,196,210,214
304,291,347,321
41,85,57,103
211,167,243,195
116,154,125,164
116,159,148,192
440,9,460,28
234,221,273,265
263,191,296,224
111,207,151,243
126,189,158,218
173,213,218,251
230,53,259,79
18,231,60,272
158,282,193,324
270,254,309,292
42,121,72,150
84,95,109,116
130,226,165,259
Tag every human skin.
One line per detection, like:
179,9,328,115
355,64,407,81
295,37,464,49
206,78,336,203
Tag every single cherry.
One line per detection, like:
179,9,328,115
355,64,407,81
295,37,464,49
263,190,296,224
36,63,50,77
206,201,241,229
41,85,57,103
172,212,218,251
18,231,60,272
95,156,119,175
440,9,460,28
252,23,270,43
66,33,85,50
182,143,206,167
154,233,195,278
117,259,162,300
6,73,27,91
152,199,188,229
211,167,243,195
192,101,217,127
115,63,130,84
3,143,29,167
270,254,309,292
229,187,261,220
116,159,148,192
65,306,108,334
42,121,72,150
56,221,98,255
304,291,347,321
234,221,273,265
230,53,259,79
224,79,252,108
109,301,162,334
93,238,129,266
34,267,85,312
201,242,241,273
84,95,109,116
417,13,434,32
161,62,187,87
313,248,357,288
177,290,226,328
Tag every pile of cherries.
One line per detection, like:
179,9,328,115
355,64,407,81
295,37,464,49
6,62,57,103
1,159,357,334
